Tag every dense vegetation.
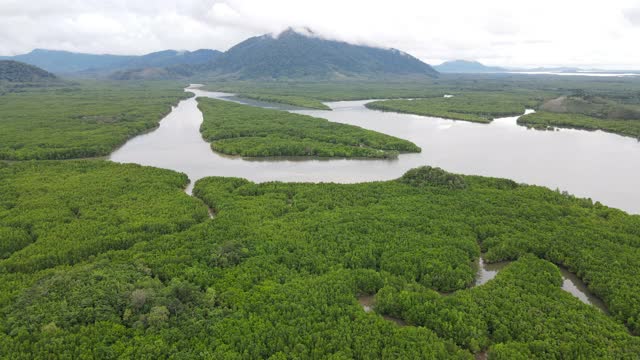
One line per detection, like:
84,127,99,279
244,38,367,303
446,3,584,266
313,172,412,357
198,98,421,158
376,255,639,358
365,93,542,123
237,93,331,110
1,162,639,358
0,82,190,160
0,161,209,271
519,94,640,139
0,60,56,82
518,111,640,139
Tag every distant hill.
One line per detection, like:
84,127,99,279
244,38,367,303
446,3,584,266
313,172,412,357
121,49,221,69
0,60,57,82
0,49,125,73
435,60,506,73
109,64,195,80
523,66,582,73
0,49,221,74
204,28,438,79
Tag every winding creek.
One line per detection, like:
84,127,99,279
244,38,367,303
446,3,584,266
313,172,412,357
475,257,608,312
356,256,608,326
109,85,639,318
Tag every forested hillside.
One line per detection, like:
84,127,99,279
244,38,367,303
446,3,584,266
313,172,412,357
0,60,56,82
204,28,439,80
1,162,639,358
198,98,421,158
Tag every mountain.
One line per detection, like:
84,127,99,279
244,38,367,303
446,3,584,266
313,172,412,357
0,60,57,82
434,60,507,73
204,28,438,79
0,49,221,74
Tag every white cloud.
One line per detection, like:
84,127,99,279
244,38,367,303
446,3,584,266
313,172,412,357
624,6,640,25
1,0,639,68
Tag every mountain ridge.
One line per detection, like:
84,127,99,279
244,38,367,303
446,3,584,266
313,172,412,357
2,28,438,80
0,49,222,74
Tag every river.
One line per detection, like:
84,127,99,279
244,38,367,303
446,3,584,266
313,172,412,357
110,86,640,214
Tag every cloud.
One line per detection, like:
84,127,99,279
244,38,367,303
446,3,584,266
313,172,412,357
0,0,639,68
624,7,640,25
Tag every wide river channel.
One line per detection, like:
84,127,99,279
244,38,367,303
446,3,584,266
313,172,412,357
111,86,640,214
109,85,639,312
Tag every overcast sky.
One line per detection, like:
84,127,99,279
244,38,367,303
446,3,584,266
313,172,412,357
2,0,640,68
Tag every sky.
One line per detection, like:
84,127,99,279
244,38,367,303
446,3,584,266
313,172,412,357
1,0,640,69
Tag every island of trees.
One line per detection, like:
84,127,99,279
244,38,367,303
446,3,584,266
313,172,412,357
365,92,542,123
198,98,421,158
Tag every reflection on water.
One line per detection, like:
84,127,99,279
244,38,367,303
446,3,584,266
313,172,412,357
111,86,640,213
559,267,609,313
358,294,375,313
475,257,509,286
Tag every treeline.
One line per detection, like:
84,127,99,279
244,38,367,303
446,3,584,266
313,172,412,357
366,92,542,123
204,75,640,103
518,111,640,139
237,93,331,110
198,98,421,158
540,94,640,120
0,82,191,160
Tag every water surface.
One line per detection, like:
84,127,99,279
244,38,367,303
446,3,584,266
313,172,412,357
356,294,407,326
508,71,640,77
110,87,640,214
